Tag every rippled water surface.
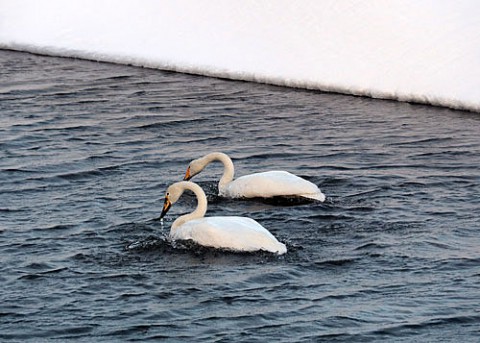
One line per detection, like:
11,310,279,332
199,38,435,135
1,50,480,342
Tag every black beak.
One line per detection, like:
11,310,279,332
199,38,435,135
159,196,172,219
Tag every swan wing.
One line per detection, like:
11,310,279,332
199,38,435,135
224,171,325,201
171,216,286,254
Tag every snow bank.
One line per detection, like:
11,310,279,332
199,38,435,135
1,0,479,112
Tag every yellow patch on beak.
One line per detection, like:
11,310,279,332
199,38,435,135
184,166,192,181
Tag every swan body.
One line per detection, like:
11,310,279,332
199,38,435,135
184,152,325,202
159,181,287,255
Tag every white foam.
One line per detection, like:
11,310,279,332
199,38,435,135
1,0,479,112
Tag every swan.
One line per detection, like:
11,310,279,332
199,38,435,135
184,152,325,201
158,181,287,255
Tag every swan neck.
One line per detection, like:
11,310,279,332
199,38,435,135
171,182,207,231
206,152,234,191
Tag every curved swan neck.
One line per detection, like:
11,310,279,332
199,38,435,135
171,182,207,231
202,152,234,191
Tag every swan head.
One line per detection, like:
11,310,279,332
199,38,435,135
159,183,184,219
183,158,204,181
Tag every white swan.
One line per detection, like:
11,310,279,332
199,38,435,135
159,181,287,255
184,152,325,201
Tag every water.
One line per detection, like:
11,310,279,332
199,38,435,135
1,50,480,342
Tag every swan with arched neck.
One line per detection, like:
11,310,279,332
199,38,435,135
159,181,287,255
184,152,325,201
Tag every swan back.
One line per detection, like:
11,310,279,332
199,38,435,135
224,170,325,201
172,216,287,255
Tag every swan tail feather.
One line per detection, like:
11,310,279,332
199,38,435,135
301,192,326,202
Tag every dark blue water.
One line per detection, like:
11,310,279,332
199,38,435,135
1,50,480,342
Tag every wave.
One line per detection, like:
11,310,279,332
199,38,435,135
1,1,479,112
